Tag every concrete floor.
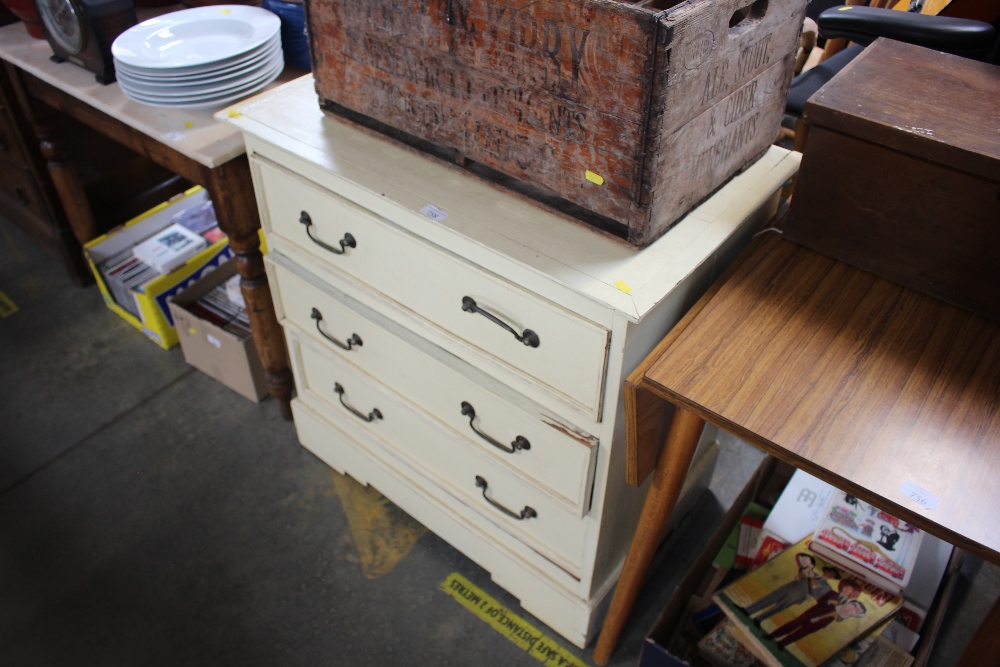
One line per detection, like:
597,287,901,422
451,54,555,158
1,213,996,666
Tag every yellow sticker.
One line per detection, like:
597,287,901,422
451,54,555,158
441,573,588,667
0,290,18,317
837,5,852,9
614,280,632,294
585,170,605,186
184,121,194,129
221,7,230,13
227,109,242,118
188,327,197,335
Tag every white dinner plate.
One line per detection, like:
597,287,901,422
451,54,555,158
113,34,280,81
118,58,282,108
117,51,282,98
112,5,280,70
114,44,281,91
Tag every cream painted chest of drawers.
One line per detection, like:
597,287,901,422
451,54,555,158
222,77,799,648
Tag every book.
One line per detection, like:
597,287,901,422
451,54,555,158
132,223,208,274
762,469,838,547
698,620,767,667
714,537,903,667
809,492,924,595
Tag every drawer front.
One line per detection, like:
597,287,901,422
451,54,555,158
288,331,587,573
268,254,598,515
255,158,610,415
0,159,45,220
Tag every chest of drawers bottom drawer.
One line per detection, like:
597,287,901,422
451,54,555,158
287,330,589,576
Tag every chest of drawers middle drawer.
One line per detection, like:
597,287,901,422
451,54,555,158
253,157,610,417
267,254,599,517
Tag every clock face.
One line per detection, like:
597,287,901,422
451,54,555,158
38,0,85,55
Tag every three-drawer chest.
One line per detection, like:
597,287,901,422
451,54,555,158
222,77,799,647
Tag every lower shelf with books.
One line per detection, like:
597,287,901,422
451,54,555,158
638,457,964,667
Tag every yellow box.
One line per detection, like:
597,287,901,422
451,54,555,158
85,186,233,350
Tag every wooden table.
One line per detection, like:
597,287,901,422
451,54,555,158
594,230,1000,664
0,21,293,418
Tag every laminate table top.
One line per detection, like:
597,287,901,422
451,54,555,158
629,230,1000,563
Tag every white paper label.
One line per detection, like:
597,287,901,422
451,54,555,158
419,204,448,221
207,333,222,349
166,131,186,142
899,481,939,510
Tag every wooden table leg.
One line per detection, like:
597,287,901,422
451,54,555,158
208,158,294,420
593,406,707,665
34,112,99,246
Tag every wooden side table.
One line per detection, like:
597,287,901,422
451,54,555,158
594,230,1000,664
0,21,294,418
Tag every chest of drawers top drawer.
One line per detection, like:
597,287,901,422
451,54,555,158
254,158,611,417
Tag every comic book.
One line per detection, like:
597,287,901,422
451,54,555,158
714,538,903,667
809,492,924,594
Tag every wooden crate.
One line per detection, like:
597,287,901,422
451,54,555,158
305,0,806,246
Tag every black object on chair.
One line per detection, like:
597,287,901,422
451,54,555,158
786,7,997,120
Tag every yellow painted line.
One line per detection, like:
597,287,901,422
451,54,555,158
330,472,426,579
0,290,18,317
441,572,588,667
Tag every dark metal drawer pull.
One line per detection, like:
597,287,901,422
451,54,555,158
460,401,530,454
333,382,382,422
461,296,539,348
311,308,362,351
475,476,537,520
300,211,356,255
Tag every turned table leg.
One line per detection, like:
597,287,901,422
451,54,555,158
593,407,707,665
208,158,294,420
34,115,99,246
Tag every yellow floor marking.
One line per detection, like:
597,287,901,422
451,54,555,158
441,572,588,667
0,290,18,317
330,473,426,579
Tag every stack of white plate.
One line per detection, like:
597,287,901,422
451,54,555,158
111,5,283,110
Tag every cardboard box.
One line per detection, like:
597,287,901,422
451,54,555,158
84,186,233,350
168,261,268,403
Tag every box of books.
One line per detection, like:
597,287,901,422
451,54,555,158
84,187,232,350
167,260,268,403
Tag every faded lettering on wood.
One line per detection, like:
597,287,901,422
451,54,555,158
307,0,806,245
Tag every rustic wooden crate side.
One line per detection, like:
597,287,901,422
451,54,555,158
638,55,793,245
308,0,659,232
654,0,806,137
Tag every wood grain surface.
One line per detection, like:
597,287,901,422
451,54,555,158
639,231,1000,563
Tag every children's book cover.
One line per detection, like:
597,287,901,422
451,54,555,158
810,493,924,594
714,538,902,667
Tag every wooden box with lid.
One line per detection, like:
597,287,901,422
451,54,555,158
786,38,1000,322
304,0,806,246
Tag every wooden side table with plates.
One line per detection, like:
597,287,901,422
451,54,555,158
0,17,295,417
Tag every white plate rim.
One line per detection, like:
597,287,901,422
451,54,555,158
112,5,280,70
117,51,283,98
115,44,280,89
113,33,280,79
118,57,283,104
120,64,282,109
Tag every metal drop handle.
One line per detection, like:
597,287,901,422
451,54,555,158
311,308,362,351
460,402,530,454
461,296,539,348
333,382,382,422
475,476,537,520
300,211,356,255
